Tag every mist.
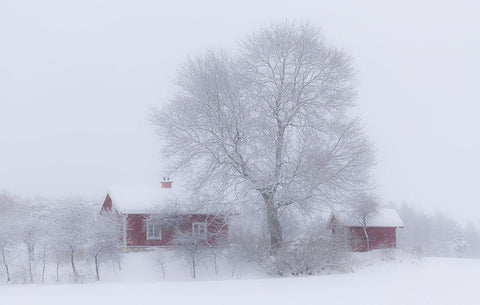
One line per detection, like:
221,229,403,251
1,0,479,227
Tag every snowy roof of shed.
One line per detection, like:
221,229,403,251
106,185,179,214
328,208,404,228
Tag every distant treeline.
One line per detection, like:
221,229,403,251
396,203,480,258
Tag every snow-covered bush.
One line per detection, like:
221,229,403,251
266,227,350,276
229,211,351,276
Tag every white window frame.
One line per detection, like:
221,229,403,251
192,222,208,240
146,221,162,240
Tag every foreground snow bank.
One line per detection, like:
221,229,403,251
350,248,419,268
0,257,479,305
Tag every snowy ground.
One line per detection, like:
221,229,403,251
0,254,479,305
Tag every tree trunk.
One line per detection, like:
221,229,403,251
41,247,46,284
1,247,11,283
262,192,283,254
212,252,218,275
56,262,60,283
191,255,196,279
41,260,46,284
362,226,370,252
94,253,100,281
27,244,34,283
261,119,286,255
70,248,78,281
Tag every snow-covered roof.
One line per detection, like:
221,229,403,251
106,185,226,215
106,185,178,214
329,208,404,228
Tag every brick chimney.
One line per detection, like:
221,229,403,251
161,177,172,188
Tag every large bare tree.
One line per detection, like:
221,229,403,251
152,22,373,254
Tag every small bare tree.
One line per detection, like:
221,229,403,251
50,200,94,282
173,232,206,279
34,203,52,284
152,21,374,255
0,192,22,283
146,204,228,279
351,193,379,251
18,203,42,283
151,248,168,279
89,211,122,281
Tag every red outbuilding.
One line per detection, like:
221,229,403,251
100,179,228,251
327,208,404,252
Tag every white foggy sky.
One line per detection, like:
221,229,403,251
1,0,479,225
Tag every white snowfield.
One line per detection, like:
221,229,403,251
0,257,479,305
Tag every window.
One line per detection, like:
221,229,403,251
146,221,162,240
192,222,208,240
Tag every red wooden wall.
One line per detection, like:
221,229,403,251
125,214,228,248
347,227,397,252
101,195,228,249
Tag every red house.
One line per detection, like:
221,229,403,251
327,208,404,252
100,179,228,251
